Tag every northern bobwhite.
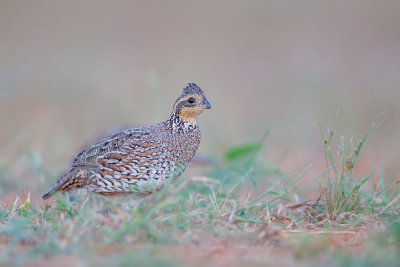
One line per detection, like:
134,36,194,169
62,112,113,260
42,83,211,200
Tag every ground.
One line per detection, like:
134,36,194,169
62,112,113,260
1,129,400,266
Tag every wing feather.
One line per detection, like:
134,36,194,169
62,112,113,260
72,127,161,168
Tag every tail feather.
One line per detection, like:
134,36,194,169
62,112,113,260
41,188,58,200
41,168,81,200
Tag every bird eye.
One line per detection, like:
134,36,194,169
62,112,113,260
187,97,196,104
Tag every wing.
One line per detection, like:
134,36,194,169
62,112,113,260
71,121,171,168
72,127,155,168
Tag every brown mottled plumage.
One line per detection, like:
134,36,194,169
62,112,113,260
42,83,211,200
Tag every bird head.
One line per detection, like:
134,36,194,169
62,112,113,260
172,83,211,124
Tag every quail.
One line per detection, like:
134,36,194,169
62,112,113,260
42,83,211,200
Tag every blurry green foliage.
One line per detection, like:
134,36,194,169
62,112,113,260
224,143,263,163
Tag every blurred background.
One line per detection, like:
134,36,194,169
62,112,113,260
1,0,400,199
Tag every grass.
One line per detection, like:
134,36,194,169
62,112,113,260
318,121,373,220
1,122,400,266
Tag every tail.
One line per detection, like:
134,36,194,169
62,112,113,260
41,178,66,200
42,188,58,200
42,168,82,200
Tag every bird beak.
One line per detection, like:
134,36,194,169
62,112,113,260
203,99,211,109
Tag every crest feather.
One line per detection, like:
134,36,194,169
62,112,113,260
183,83,204,96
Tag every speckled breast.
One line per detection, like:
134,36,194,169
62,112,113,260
83,120,201,194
